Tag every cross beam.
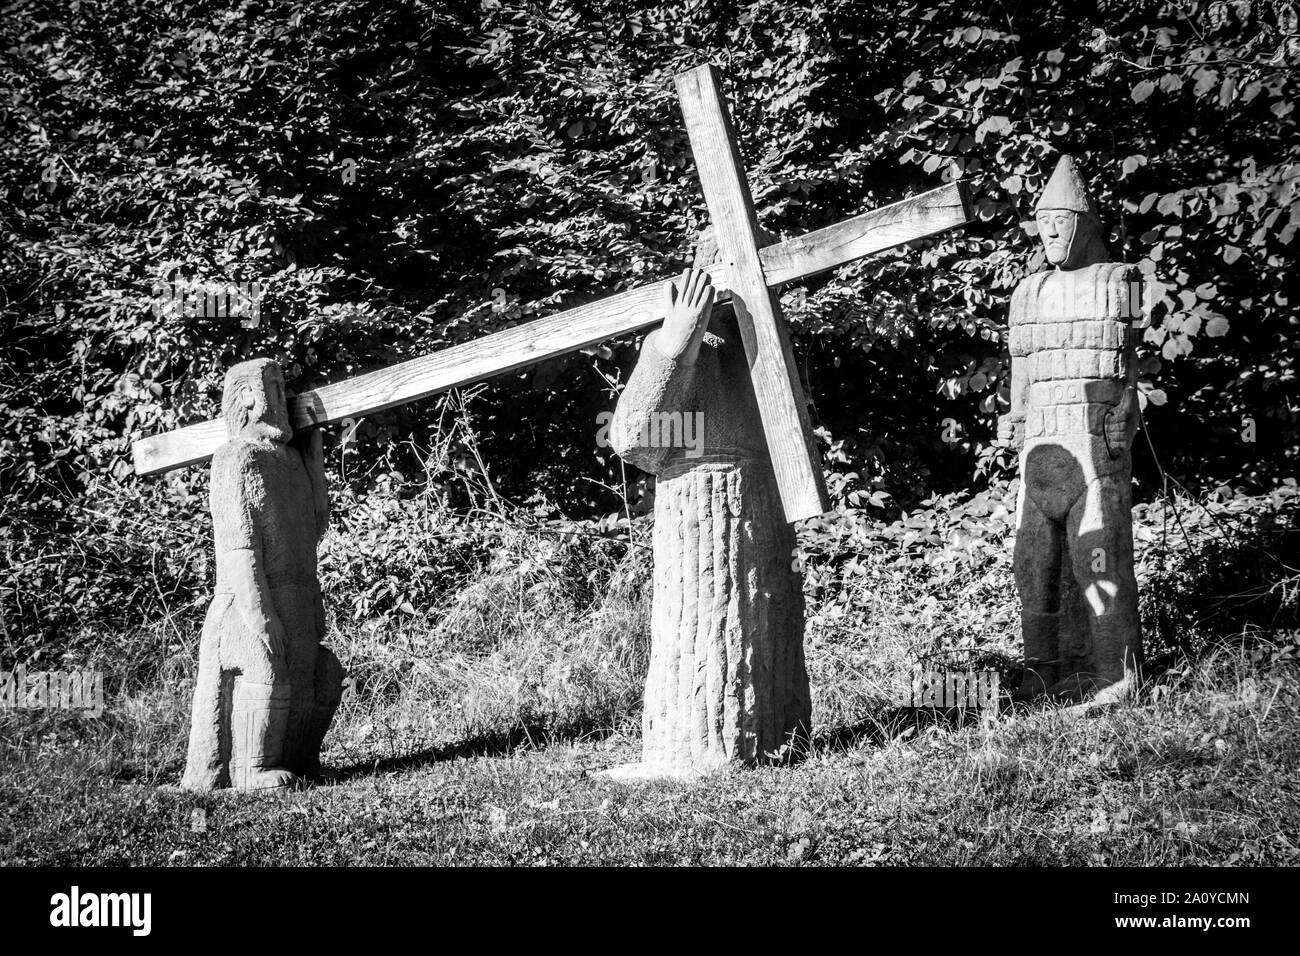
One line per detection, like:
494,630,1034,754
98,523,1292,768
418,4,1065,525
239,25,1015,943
676,65,827,520
131,183,968,479
133,65,973,521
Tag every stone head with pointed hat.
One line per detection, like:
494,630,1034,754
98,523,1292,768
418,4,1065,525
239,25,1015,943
1035,155,1109,269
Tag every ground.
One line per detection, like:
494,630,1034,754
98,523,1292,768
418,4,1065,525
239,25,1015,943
2,642,1297,866
4,490,1296,865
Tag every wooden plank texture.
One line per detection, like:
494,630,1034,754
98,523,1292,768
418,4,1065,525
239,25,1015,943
675,63,830,522
131,158,971,476
760,181,971,286
133,270,724,475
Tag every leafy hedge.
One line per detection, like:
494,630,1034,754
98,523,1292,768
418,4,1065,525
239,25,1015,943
2,0,1297,651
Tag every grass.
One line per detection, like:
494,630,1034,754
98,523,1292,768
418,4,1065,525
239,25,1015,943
2,487,1297,865
1,640,1297,865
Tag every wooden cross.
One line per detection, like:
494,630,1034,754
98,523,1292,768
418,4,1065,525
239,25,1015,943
133,64,972,522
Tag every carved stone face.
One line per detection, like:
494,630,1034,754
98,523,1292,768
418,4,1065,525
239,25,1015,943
224,360,292,444
254,363,292,442
1037,208,1080,267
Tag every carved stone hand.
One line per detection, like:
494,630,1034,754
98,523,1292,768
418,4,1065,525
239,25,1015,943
653,267,716,366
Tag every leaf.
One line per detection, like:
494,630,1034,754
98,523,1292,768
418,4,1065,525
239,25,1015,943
1131,80,1156,103
1192,68,1220,97
1121,154,1147,177
975,115,1011,142
1206,315,1230,337
1156,192,1183,216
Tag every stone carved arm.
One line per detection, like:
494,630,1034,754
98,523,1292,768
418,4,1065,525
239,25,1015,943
997,353,1029,452
997,283,1029,452
1103,269,1142,457
212,458,286,660
609,269,715,474
1104,324,1141,457
210,452,284,660
610,333,700,474
292,427,330,541
224,542,287,659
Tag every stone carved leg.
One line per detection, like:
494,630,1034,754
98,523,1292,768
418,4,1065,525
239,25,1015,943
280,587,322,775
183,599,298,792
230,680,297,791
300,646,345,778
1061,474,1140,698
1013,488,1064,698
1054,561,1092,685
181,604,227,791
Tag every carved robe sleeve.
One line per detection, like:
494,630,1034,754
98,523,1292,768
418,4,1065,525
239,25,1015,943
610,331,699,475
1005,282,1031,449
293,428,330,541
211,446,278,637
1105,264,1142,450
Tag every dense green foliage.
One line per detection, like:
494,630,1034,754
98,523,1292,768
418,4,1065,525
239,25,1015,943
2,0,1298,647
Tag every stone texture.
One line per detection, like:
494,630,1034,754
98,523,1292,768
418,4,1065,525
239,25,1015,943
606,233,810,778
181,359,344,792
1001,156,1142,701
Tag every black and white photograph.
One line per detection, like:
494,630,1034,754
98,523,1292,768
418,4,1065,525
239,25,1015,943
0,0,1295,924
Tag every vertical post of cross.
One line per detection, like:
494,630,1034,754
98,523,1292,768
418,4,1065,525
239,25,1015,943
674,64,831,523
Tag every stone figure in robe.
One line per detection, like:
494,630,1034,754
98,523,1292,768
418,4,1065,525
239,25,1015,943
606,229,810,777
182,358,344,791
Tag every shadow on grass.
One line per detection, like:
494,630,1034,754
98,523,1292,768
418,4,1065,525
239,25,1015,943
812,704,1005,755
328,720,622,781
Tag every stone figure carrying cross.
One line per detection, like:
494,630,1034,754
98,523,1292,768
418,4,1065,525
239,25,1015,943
133,64,971,521
136,63,972,779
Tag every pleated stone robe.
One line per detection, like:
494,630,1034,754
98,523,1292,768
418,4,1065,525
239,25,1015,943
608,306,811,777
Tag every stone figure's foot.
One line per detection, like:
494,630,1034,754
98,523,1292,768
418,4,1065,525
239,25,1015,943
1059,674,1138,717
179,771,219,793
230,682,296,792
239,768,299,792
1011,670,1054,702
599,754,732,782
1089,674,1136,706
597,762,662,782
599,762,702,782
1045,675,1094,705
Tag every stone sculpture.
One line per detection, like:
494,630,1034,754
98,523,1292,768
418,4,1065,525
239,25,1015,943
181,359,344,791
606,229,810,778
999,156,1143,702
